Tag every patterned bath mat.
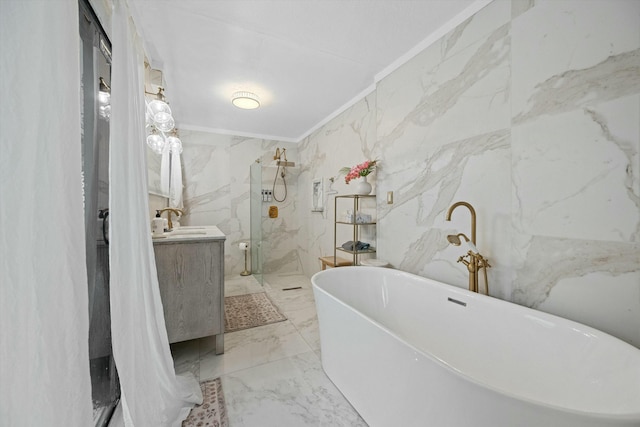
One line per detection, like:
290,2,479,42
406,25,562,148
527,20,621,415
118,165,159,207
224,292,287,333
182,378,228,427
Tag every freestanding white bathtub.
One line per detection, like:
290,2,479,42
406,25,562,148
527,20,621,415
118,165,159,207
312,267,640,427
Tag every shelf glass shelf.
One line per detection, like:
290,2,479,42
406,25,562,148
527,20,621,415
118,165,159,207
336,247,376,255
335,221,376,225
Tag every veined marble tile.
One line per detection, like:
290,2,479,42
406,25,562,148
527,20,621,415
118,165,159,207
538,270,640,347
224,274,264,297
282,304,321,352
170,339,201,382
266,287,320,351
297,94,377,276
512,95,640,242
511,235,640,346
199,321,312,380
376,19,510,150
377,129,512,290
511,0,640,123
221,351,367,427
440,0,511,60
511,0,534,20
263,273,312,291
180,132,231,227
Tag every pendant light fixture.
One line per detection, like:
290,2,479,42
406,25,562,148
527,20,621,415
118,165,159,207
98,77,111,120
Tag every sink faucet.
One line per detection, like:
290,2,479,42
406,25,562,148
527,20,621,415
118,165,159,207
445,201,490,294
159,208,184,231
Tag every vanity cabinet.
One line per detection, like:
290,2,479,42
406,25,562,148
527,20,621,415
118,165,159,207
153,233,225,354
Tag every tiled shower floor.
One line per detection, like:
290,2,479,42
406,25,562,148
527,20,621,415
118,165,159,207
170,273,368,427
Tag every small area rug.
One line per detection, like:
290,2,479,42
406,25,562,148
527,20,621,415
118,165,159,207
224,292,287,333
182,378,228,427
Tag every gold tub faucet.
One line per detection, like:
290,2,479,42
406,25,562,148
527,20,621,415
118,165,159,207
445,201,491,294
159,208,184,231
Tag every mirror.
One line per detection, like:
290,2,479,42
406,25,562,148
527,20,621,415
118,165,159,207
147,144,169,197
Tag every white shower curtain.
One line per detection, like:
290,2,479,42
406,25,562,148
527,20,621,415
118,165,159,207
109,0,201,425
0,1,93,425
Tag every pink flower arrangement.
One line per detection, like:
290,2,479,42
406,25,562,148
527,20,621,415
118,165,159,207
340,159,378,184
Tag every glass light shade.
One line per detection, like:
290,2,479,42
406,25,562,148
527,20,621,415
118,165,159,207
153,111,173,125
99,104,111,120
167,136,183,154
146,133,165,154
148,99,172,122
156,116,175,133
98,90,110,106
231,91,260,109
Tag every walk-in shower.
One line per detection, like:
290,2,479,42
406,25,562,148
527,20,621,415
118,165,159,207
250,150,300,281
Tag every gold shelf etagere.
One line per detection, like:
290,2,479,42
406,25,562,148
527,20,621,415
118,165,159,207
333,194,376,266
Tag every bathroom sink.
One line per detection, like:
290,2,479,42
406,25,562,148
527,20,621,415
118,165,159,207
168,230,207,235
151,225,224,241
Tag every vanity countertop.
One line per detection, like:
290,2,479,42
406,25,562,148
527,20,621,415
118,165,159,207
152,225,226,244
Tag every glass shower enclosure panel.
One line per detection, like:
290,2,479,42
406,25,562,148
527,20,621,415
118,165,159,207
80,1,119,425
250,161,263,285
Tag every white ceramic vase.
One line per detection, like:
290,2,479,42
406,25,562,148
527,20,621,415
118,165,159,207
354,176,372,195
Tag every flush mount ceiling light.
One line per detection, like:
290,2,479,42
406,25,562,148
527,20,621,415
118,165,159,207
231,91,260,110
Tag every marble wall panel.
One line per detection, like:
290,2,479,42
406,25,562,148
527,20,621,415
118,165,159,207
512,235,640,345
508,0,640,345
297,0,640,346
180,130,231,227
374,0,513,297
297,93,378,276
158,131,301,276
512,95,640,242
261,162,301,274
511,0,640,124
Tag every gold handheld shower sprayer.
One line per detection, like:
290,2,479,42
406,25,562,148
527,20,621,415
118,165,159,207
271,148,295,202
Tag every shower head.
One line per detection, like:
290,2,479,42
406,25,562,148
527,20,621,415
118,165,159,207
447,233,479,254
447,234,464,245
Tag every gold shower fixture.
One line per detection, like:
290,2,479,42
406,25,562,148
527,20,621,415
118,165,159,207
445,201,491,294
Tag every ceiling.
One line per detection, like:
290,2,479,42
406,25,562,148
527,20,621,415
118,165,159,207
129,0,482,142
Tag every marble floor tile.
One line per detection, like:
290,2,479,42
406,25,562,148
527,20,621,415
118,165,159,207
199,321,312,381
268,285,316,313
170,339,201,381
170,273,367,425
221,351,367,427
289,310,321,352
264,275,321,351
263,272,312,291
224,274,264,296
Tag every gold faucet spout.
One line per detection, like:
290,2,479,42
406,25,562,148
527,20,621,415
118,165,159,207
159,208,184,231
445,201,476,245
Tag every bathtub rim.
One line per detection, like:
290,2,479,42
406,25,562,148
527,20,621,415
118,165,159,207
312,267,640,421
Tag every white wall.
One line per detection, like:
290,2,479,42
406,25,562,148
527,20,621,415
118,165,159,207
297,0,640,347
